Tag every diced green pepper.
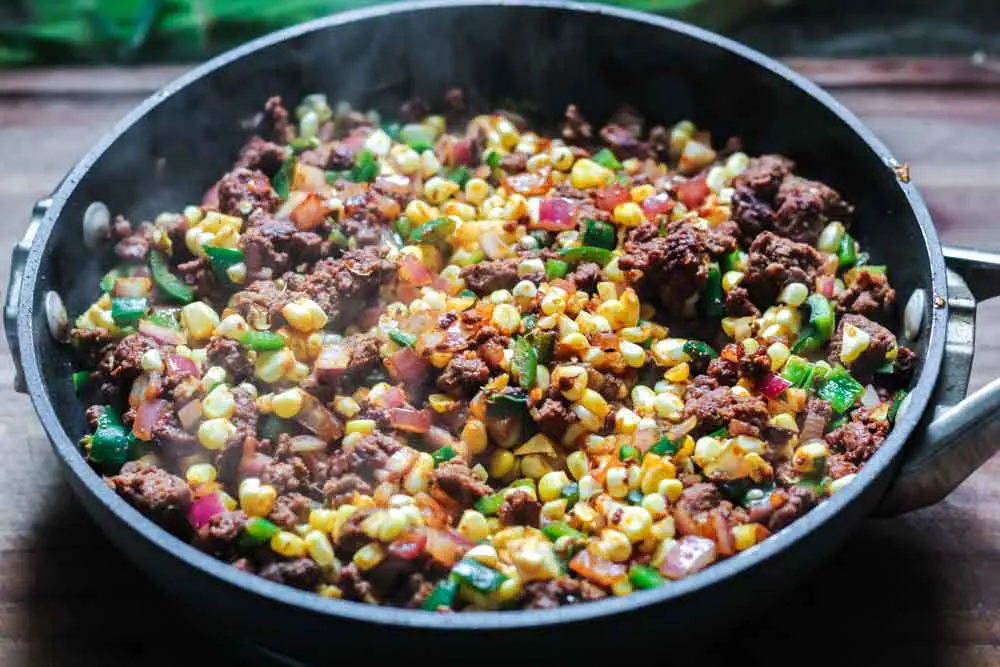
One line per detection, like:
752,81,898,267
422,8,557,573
545,258,570,279
817,365,864,414
485,150,501,169
723,250,745,273
410,217,456,245
394,217,413,239
619,444,640,462
382,122,401,141
837,233,857,270
649,435,679,456
241,516,281,546
698,262,724,318
560,482,579,508
150,250,194,304
89,407,132,471
111,297,147,325
475,493,505,516
389,329,417,348
203,245,244,281
792,293,835,354
629,564,666,590
707,427,729,439
432,446,457,465
582,218,617,250
445,166,471,187
683,340,718,363
260,415,288,443
328,227,349,248
782,356,812,386
100,267,122,293
72,370,91,393
626,489,644,505
460,289,477,299
451,559,506,592
511,337,538,389
288,136,320,154
888,389,908,423
558,246,613,266
591,148,622,171
525,330,556,365
542,521,587,542
797,477,830,497
401,124,436,152
272,157,295,199
486,389,530,417
827,414,848,433
239,330,286,351
422,577,459,611
521,313,539,333
148,308,181,330
351,149,379,182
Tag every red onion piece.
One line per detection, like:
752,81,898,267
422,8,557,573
640,192,675,220
816,275,836,298
675,176,710,209
594,184,630,212
294,392,343,441
188,493,226,529
423,527,471,567
166,353,200,379
503,169,551,196
399,254,433,286
177,399,202,431
569,549,627,587
113,277,153,298
759,373,792,400
380,385,408,409
315,343,350,371
390,408,431,434
660,535,718,579
358,304,385,330
290,192,328,231
133,398,167,441
387,530,428,560
535,197,577,231
386,347,428,386
712,512,736,557
139,320,185,346
289,434,328,453
292,162,327,193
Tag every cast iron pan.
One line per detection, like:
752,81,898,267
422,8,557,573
6,1,1000,662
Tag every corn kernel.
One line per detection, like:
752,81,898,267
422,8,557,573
309,508,337,533
538,471,571,502
458,510,491,542
619,340,646,368
779,281,809,307
659,478,684,502
255,348,295,383
613,201,645,227
404,199,439,226
596,529,632,562
377,508,408,542
553,365,588,402
490,449,515,478
817,221,846,254
270,387,304,419
286,360,310,383
665,362,690,383
579,388,610,419
571,158,613,189
793,441,829,474
201,384,235,420
239,477,277,517
694,436,724,467
617,506,653,542
140,348,163,373
651,338,690,367
521,454,552,480
641,493,667,518
630,184,655,202
550,145,575,171
353,543,386,571
771,412,799,433
631,385,656,416
732,524,758,551
840,322,872,364
197,417,235,450
185,463,217,486
423,176,461,205
271,530,306,558
281,298,328,333
577,475,600,501
464,178,490,206
334,396,360,417
181,301,220,340
614,407,641,435
722,271,745,293
303,529,336,567
491,303,521,334
215,313,250,340
653,392,684,421
605,467,629,498
564,451,589,482
540,289,567,316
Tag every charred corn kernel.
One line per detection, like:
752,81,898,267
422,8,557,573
202,384,235,420
270,531,306,557
571,158,613,189
580,388,610,419
694,436,724,467
510,280,538,304
578,475,600,501
553,365,588,401
423,176,461,205
566,451,590,482
491,303,520,334
650,517,676,543
631,385,656,416
353,543,385,571
140,348,163,372
550,145,575,171
642,493,668,518
181,301,220,340
281,298,328,333
618,340,646,368
427,393,456,414
722,271,745,292
559,315,582,339
640,463,676,495
831,473,856,494
490,450,515,478
198,418,235,450
612,202,645,227
597,529,632,562
333,396,360,417
304,530,336,567
817,221,846,253
771,412,799,433
779,282,809,307
309,508,337,533
732,524,758,551
495,117,520,148
653,392,684,421
458,510,491,542
614,407,641,434
659,478,684,503
403,199,439,226
538,471,571,502
605,467,629,498
617,506,653,542
630,184,655,202
540,289,567,316
463,179,490,208
345,419,376,436
239,477,277,517
271,387,304,419
665,362,690,383
840,322,872,364
521,454,552,480
767,342,791,371
793,441,829,474
722,316,754,342
255,348,295,383
526,152,551,172
485,289,512,305
652,338,690,367
185,463,217,486
223,261,246,284
215,313,250,339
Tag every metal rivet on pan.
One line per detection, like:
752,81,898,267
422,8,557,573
45,291,68,342
83,201,111,249
904,289,925,341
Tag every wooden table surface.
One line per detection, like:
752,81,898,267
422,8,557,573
1,58,999,666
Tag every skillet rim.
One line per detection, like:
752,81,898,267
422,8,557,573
17,0,948,631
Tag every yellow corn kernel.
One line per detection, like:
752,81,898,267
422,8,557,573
765,341,790,372
605,466,629,498
665,362,690,383
464,178,490,206
197,418,235,450
457,510,491,542
490,303,521,334
793,440,829,475
630,184,655,202
352,543,385,571
617,506,653,543
255,348,295,383
651,338,690,367
270,530,306,558
378,508,408,542
618,340,646,368
653,392,683,422
201,384,235,420
185,463,217,486
540,289,567,316
281,298,328,334
238,477,277,517
302,529,336,567
345,419,376,436
571,158,613,189
614,407,641,435
721,271,745,293
596,529,632,562
455,418,488,456
270,387,304,419
549,145,574,171
732,524,758,551
613,201,646,227
330,505,358,543
770,412,799,433
333,395,360,418
840,322,872,364
659,478,684,503
181,301,220,340
694,436,724,467
309,509,337,534
403,452,435,494
140,348,164,373
640,462,677,495
631,385,656,416
537,471,571,503
641,493,667,518
779,281,809,307
404,199,440,226
423,176,461,205
564,451,589,482
521,454,552,480
579,388,610,419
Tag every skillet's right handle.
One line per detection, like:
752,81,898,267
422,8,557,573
3,198,50,394
878,246,1000,515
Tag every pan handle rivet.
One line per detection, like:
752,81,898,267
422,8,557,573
83,201,111,249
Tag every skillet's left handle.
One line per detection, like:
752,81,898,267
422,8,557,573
877,245,1000,515
3,198,50,394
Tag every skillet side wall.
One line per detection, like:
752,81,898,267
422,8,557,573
21,3,938,659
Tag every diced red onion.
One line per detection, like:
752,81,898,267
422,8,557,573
113,277,152,297
712,512,736,557
139,320,185,346
188,493,226,529
640,192,675,219
399,254,433,286
660,535,718,579
132,398,167,441
294,392,343,441
675,176,710,210
504,170,551,196
594,184,630,212
290,192,328,231
166,353,200,379
389,408,432,434
292,163,327,193
358,304,385,330
289,434,328,453
380,385,408,409
632,427,659,452
449,139,473,166
177,399,202,431
569,549,627,587
799,409,827,444
315,343,350,371
276,191,307,220
423,527,471,567
760,373,792,400
425,425,459,450
816,276,836,298
387,347,428,386
535,197,576,231
387,530,428,560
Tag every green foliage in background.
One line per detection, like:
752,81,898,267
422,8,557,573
0,0,781,67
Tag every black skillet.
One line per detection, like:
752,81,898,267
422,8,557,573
6,1,1000,662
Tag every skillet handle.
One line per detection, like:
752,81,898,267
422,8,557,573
3,198,50,394
877,245,1000,515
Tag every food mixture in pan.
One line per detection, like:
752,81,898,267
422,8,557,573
68,89,915,610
